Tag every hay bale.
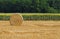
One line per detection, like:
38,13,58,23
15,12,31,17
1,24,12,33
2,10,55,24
10,14,23,26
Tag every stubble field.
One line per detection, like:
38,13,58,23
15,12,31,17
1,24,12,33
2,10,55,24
0,21,60,39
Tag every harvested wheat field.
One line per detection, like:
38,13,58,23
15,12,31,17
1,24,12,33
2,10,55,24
0,21,60,39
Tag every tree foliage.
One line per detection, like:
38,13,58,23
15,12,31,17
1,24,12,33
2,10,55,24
0,0,60,13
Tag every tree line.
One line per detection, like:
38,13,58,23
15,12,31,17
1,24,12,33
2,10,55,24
0,0,60,13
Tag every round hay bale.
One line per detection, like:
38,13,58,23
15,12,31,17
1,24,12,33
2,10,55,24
10,14,23,26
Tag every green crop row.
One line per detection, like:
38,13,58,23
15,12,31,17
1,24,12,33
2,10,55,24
23,15,60,21
0,15,60,21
